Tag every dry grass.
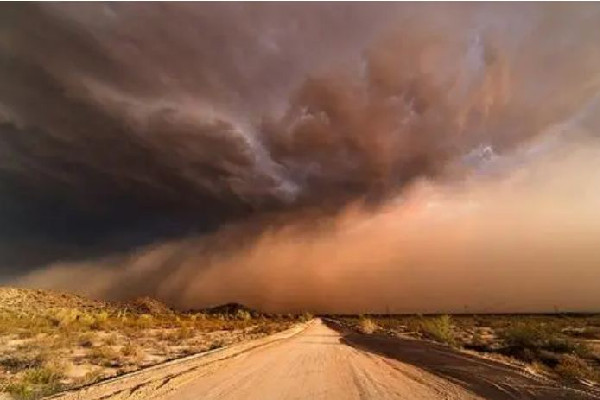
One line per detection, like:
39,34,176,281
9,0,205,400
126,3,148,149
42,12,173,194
555,355,599,382
88,346,121,368
120,343,141,357
0,287,303,399
2,363,65,399
357,317,377,334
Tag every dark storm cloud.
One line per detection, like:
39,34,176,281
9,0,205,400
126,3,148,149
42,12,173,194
1,2,600,286
0,2,396,267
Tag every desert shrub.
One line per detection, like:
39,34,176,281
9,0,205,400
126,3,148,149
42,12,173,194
358,317,377,334
122,326,143,339
175,326,194,341
78,332,97,347
3,381,37,400
299,312,313,323
420,315,456,346
555,355,598,382
405,317,424,333
471,329,486,347
236,309,252,321
153,341,170,355
0,353,46,373
0,310,55,336
501,321,591,355
180,347,200,356
22,365,64,385
16,330,38,339
89,311,109,330
73,368,103,386
548,337,592,358
116,309,129,322
135,314,154,329
77,313,96,329
199,313,208,320
501,321,555,349
158,326,195,343
122,314,156,330
4,364,65,400
252,323,279,335
104,333,119,346
208,339,224,350
499,320,596,380
153,330,172,341
120,343,143,363
88,346,120,367
219,322,236,332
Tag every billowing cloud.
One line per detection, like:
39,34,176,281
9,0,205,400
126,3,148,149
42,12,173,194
18,131,600,313
3,3,600,311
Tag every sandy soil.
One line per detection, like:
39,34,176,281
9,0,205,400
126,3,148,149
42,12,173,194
50,319,600,400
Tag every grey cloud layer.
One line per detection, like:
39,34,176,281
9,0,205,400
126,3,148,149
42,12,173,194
2,4,600,305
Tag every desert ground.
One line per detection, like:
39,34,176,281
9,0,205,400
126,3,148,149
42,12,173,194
46,319,600,400
1,288,600,400
336,314,600,385
0,288,302,399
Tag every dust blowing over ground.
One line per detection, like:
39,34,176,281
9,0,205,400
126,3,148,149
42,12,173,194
3,3,600,312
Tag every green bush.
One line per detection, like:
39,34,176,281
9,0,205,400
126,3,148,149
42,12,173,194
4,364,65,400
501,321,554,349
501,321,591,356
358,317,377,334
420,315,456,346
22,366,63,385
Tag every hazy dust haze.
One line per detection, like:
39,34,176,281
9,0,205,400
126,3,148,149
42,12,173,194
2,3,600,312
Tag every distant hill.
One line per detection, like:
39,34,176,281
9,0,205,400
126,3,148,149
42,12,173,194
0,287,264,319
126,296,174,314
0,287,176,316
0,286,110,313
201,302,258,316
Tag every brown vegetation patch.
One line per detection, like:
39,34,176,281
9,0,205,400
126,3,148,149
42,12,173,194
0,287,303,399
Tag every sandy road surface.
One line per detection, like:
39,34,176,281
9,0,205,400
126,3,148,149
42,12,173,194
53,319,599,400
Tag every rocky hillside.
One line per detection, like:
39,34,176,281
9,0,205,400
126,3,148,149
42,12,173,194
0,287,178,316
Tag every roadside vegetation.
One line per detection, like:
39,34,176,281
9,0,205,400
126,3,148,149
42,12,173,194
357,316,377,334
0,287,307,399
334,313,600,386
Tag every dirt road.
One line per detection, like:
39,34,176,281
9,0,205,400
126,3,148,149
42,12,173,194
53,319,599,400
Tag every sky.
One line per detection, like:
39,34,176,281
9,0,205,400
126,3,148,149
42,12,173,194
2,3,600,313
